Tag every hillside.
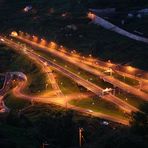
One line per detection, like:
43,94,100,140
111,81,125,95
0,0,148,70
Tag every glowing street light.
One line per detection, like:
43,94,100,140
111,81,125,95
11,31,18,37
126,66,135,73
60,46,67,53
32,35,38,42
107,60,113,67
40,38,47,46
49,41,57,49
25,33,31,39
18,31,24,37
89,54,92,57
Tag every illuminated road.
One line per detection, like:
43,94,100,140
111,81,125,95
1,35,144,125
88,12,148,44
14,35,148,101
13,79,129,126
12,79,94,105
67,53,148,90
73,56,148,92
0,36,139,114
41,61,64,97
0,73,12,112
23,44,139,113
2,72,129,125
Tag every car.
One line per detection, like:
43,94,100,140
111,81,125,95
86,109,93,113
0,38,4,42
102,121,109,126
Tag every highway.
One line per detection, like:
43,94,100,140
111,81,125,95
0,71,129,125
21,42,139,113
14,35,148,101
12,78,129,126
0,36,139,114
1,35,145,125
41,61,64,97
88,12,148,44
66,52,148,89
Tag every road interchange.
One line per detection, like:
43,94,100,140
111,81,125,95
14,35,148,101
1,33,148,125
0,36,139,114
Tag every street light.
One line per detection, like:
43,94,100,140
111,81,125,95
32,35,38,42
50,41,57,49
40,38,47,46
107,60,113,67
126,66,136,75
88,12,96,20
89,54,92,57
11,31,18,37
25,34,31,39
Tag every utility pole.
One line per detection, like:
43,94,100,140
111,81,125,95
79,128,84,147
42,142,49,148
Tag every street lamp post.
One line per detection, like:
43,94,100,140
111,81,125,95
79,128,84,147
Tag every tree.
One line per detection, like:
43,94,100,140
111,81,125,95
130,103,148,136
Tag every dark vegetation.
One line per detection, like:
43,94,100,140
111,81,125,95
0,44,48,94
130,103,148,136
0,76,5,89
1,103,148,148
0,0,148,70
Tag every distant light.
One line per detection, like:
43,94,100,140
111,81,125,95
24,5,32,12
88,12,96,20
